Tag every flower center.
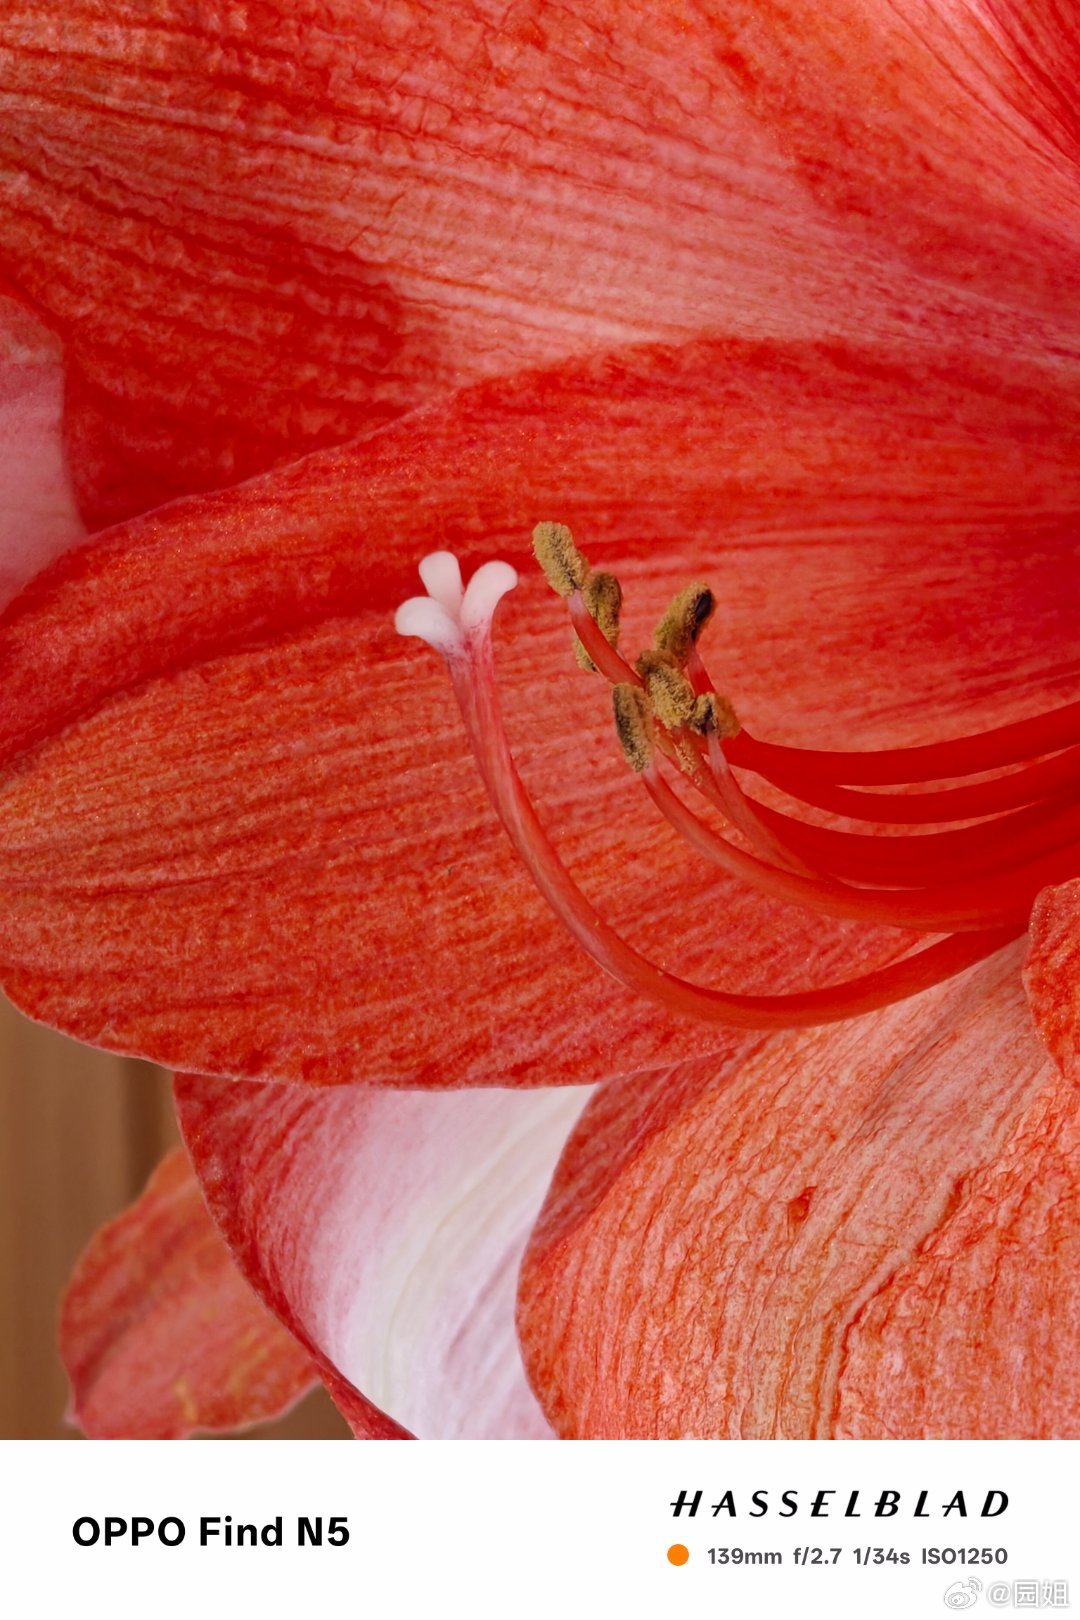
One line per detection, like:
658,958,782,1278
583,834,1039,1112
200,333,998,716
394,527,1077,1028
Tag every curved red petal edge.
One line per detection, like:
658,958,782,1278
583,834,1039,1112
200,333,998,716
1023,879,1080,1083
60,1145,320,1439
175,1073,589,1439
6,1,1070,525
519,944,1080,1437
1,337,1078,1084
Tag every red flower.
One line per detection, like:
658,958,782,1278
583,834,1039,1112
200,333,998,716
2,0,1079,1436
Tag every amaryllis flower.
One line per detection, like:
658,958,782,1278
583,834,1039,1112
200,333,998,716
2,1,1080,1437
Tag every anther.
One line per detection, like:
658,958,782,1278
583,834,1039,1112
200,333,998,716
533,520,590,597
574,571,623,672
688,690,740,740
612,683,655,773
636,649,698,730
654,582,716,664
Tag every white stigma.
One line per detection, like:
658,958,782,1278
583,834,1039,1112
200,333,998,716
418,551,463,615
395,552,518,658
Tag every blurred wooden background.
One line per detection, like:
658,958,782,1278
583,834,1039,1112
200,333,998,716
0,993,347,1439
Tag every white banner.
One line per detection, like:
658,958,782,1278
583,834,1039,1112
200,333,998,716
2,1439,1074,1619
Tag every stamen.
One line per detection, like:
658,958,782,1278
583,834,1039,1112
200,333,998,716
676,733,1080,885
574,571,623,672
750,792,1080,887
659,680,808,874
636,661,786,872
747,746,1080,823
533,520,590,597
725,699,1080,785
701,725,818,877
464,624,1016,1022
689,690,740,741
654,582,716,664
637,650,698,730
567,591,640,686
612,683,655,773
677,662,1080,886
642,764,1080,931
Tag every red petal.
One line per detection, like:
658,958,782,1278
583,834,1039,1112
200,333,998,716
704,1,1080,329
0,292,83,601
519,944,1079,1436
0,339,1076,1084
175,1074,590,1439
1023,879,1080,1082
834,1057,1080,1437
2,3,1067,525
60,1145,317,1438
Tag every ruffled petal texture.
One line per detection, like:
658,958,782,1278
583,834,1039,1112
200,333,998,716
1,1,1070,525
1,338,1079,1084
519,943,1080,1437
60,1145,317,1438
176,1074,592,1439
0,292,83,603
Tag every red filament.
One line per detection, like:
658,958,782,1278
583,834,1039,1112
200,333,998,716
453,628,1019,1028
725,700,1080,785
512,580,1080,1026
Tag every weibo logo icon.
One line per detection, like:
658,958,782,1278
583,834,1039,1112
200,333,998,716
944,1578,982,1609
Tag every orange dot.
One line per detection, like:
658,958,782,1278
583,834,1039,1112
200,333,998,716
667,1544,690,1566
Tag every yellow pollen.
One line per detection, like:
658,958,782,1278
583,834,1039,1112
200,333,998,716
636,649,698,730
532,520,590,597
612,683,655,772
653,582,716,664
574,571,623,671
688,690,740,739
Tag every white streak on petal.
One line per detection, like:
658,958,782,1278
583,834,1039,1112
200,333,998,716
312,1085,591,1439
